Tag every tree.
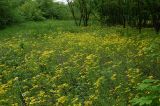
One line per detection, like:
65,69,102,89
92,0,160,33
67,0,92,26
19,0,45,21
76,0,92,26
36,0,54,18
146,0,160,33
67,0,79,25
0,0,22,28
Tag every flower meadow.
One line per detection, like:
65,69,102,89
0,23,160,106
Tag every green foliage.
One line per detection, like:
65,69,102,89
36,0,70,19
48,2,71,19
131,79,160,106
0,21,160,105
0,0,23,28
36,0,55,18
92,0,160,32
0,0,71,28
19,0,45,21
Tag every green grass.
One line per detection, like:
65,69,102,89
0,20,160,106
0,20,75,38
0,19,158,39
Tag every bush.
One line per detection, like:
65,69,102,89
49,2,71,20
0,0,23,28
36,0,70,19
19,0,45,21
131,79,160,106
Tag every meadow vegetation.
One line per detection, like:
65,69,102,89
0,20,160,106
0,0,160,105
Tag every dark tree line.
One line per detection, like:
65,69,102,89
94,0,160,33
68,0,160,33
0,0,22,28
97,0,160,33
0,0,160,33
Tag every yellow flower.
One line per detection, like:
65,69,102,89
57,96,67,104
84,101,92,106
11,103,18,106
38,91,45,97
114,85,121,91
89,95,97,101
72,97,79,103
0,64,5,67
86,54,96,60
148,76,153,79
30,97,36,105
41,50,54,57
94,76,104,88
111,74,117,80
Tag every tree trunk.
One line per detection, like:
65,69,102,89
67,0,78,26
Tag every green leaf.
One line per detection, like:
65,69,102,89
138,83,150,90
132,97,153,106
143,79,158,83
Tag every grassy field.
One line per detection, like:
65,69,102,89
0,20,160,106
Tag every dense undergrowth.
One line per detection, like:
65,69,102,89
0,20,160,106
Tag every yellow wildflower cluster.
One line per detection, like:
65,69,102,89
0,29,160,106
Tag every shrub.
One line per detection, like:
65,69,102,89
36,0,70,19
131,79,160,106
0,0,23,28
19,0,45,21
